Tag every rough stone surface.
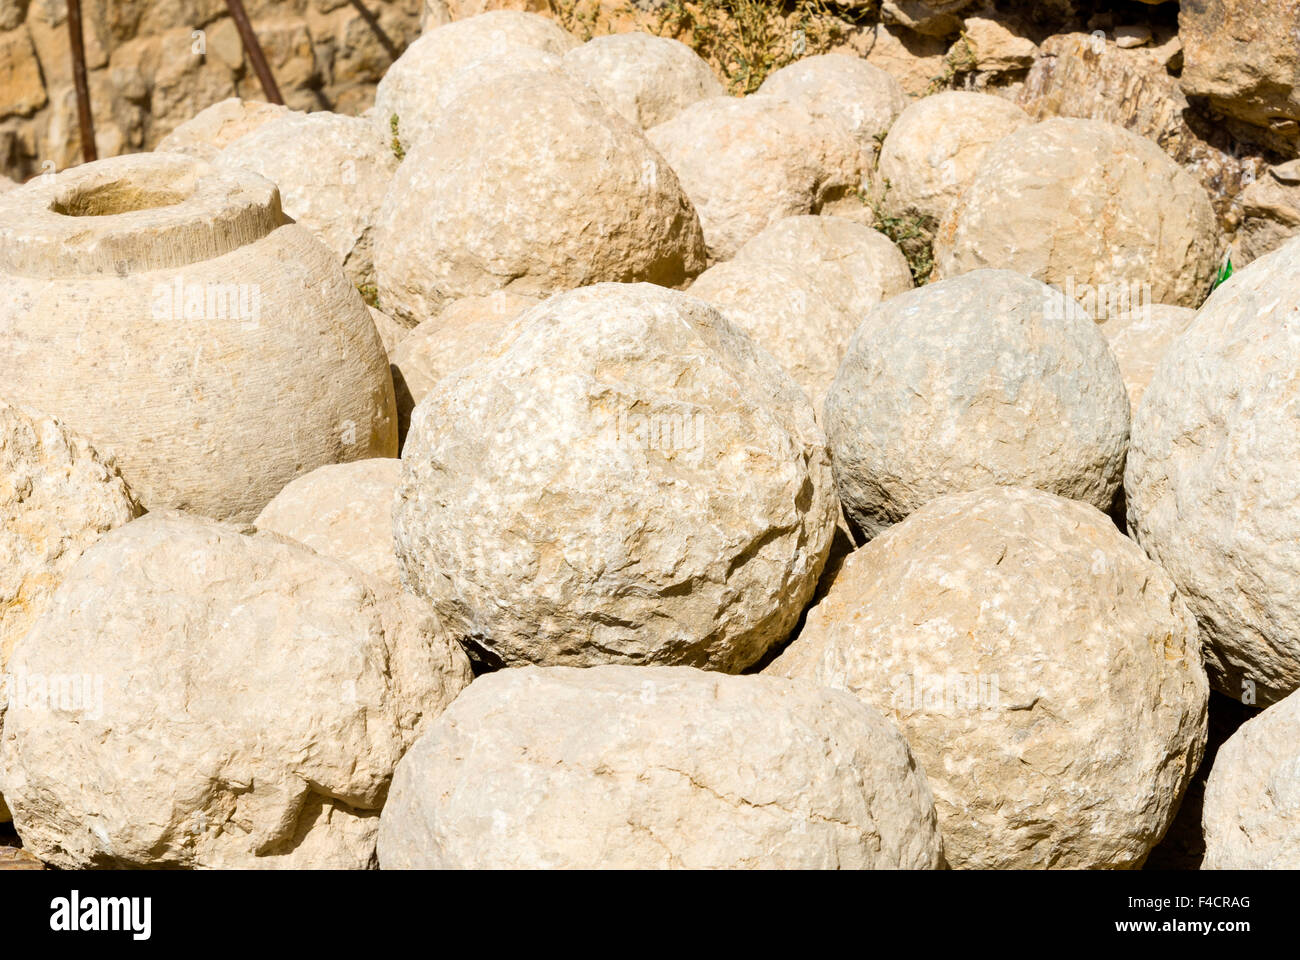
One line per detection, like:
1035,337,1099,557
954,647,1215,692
374,10,577,152
1099,304,1196,414
878,91,1032,226
934,118,1220,309
254,458,403,587
1237,161,1300,265
390,291,537,440
562,32,722,129
647,95,865,261
1126,239,1300,706
0,513,472,869
368,305,409,356
1203,688,1300,869
756,54,907,163
1179,0,1300,152
0,153,398,522
865,22,950,99
962,16,1037,72
375,68,705,324
688,260,857,408
825,270,1130,540
156,97,299,162
378,665,944,869
394,283,837,671
215,111,399,289
881,0,975,38
770,485,1209,869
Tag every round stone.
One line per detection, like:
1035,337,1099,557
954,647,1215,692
562,32,723,129
824,269,1130,540
769,485,1210,869
377,665,944,869
156,97,299,162
394,283,837,671
1126,239,1300,705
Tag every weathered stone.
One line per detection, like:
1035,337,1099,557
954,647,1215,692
825,270,1130,540
756,54,906,163
216,111,398,289
1179,0,1300,152
1203,687,1300,869
934,118,1220,309
731,215,913,321
368,305,409,355
562,32,722,129
254,458,403,587
0,153,398,522
770,485,1209,869
878,91,1032,226
865,22,950,99
156,97,299,162
1237,161,1300,265
0,512,472,869
375,68,704,324
0,26,46,119
1098,303,1196,414
1016,32,1266,235
1114,25,1152,50
390,291,537,440
688,260,856,409
1126,238,1300,706
881,0,975,38
394,283,836,670
373,10,577,152
647,95,864,261
378,665,944,869
962,16,1037,72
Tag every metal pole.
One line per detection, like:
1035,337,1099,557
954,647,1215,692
66,0,96,163
225,0,284,105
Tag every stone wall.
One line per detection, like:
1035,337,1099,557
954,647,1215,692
0,0,422,179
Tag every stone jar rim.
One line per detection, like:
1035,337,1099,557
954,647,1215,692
0,153,284,279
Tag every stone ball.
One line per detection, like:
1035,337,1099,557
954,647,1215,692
824,269,1130,540
394,283,837,671
378,665,944,869
647,95,866,261
215,111,398,289
933,118,1220,308
374,69,706,325
563,32,724,129
1126,239,1300,705
0,153,398,522
878,91,1032,225
0,513,472,869
769,485,1210,869
254,458,403,588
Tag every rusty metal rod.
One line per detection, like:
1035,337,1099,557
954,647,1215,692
225,0,284,105
66,0,97,163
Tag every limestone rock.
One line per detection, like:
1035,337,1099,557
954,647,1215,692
155,97,299,162
1126,239,1300,706
881,0,975,38
254,459,403,587
865,22,950,99
0,513,472,869
562,32,722,129
390,291,537,440
962,16,1037,72
394,283,837,670
825,270,1130,540
216,111,399,289
647,95,865,261
770,485,1209,869
1203,688,1300,869
368,305,409,356
378,665,944,869
1098,304,1196,414
375,69,705,324
0,153,398,522
1237,161,1300,265
1179,0,1300,152
878,91,1032,226
934,118,1220,309
687,260,857,408
756,54,907,162
374,10,577,153
731,215,913,323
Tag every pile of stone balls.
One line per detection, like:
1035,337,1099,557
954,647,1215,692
0,11,1296,870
